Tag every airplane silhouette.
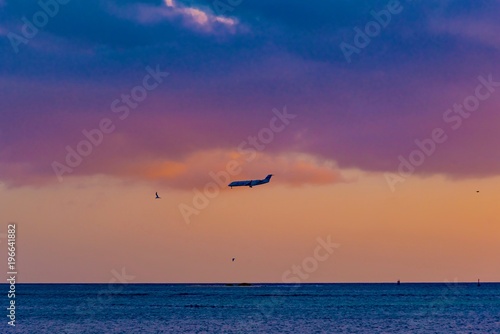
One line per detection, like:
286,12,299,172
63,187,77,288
155,192,161,199
228,174,273,189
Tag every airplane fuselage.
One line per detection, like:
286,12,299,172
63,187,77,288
228,174,273,189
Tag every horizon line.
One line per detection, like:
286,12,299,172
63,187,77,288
3,281,499,285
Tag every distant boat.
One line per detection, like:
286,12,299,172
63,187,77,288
397,280,400,285
225,283,252,287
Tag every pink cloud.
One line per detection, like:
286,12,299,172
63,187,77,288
106,0,240,34
114,150,346,190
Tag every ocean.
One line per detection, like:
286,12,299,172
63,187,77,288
3,283,500,333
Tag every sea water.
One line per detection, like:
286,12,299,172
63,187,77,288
3,283,499,333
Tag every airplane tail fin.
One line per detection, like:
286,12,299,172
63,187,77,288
265,174,273,181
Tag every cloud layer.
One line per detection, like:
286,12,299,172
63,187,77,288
1,0,500,187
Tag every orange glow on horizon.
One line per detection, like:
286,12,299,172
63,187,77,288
1,172,499,283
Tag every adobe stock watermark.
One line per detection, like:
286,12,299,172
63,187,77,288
211,0,243,16
65,268,135,333
202,0,243,16
177,106,296,224
255,235,340,322
171,0,243,17
408,278,469,327
385,74,500,192
6,223,17,327
51,65,169,182
7,0,72,54
340,0,415,63
281,235,340,283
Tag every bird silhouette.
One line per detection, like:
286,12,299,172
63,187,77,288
232,258,235,262
155,192,161,199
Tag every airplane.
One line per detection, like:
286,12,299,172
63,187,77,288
155,192,161,199
228,174,273,189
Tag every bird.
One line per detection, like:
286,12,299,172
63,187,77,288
476,190,479,193
232,258,235,262
155,192,161,199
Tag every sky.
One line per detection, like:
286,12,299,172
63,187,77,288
0,0,499,283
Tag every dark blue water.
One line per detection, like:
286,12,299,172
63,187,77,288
2,283,499,333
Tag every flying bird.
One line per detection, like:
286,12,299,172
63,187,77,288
232,258,235,262
155,192,161,199
228,174,273,189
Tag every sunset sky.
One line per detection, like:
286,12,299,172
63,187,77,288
1,0,499,283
